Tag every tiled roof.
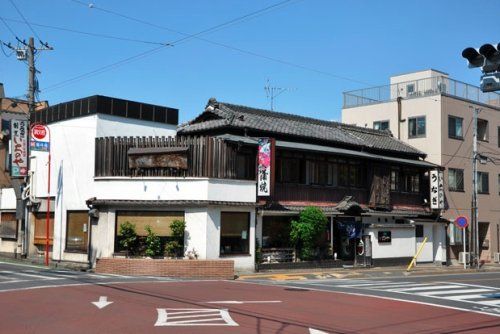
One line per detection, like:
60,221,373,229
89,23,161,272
178,98,426,157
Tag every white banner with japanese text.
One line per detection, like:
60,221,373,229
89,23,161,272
10,119,28,177
430,169,444,209
257,138,272,196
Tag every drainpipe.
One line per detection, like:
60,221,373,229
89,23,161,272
397,97,403,140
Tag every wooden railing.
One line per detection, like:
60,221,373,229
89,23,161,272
94,136,240,178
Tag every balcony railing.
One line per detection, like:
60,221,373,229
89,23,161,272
343,76,500,108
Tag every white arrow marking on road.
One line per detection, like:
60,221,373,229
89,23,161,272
92,296,113,309
309,328,329,334
205,300,282,304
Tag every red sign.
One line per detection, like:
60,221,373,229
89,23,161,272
31,124,48,140
454,216,469,229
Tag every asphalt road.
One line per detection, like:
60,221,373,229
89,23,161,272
1,261,500,333
249,271,500,318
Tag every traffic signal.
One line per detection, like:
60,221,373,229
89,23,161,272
462,43,500,92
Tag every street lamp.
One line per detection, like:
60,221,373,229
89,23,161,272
462,43,500,92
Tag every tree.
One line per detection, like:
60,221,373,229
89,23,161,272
290,206,327,261
164,220,186,258
117,222,138,256
144,225,162,257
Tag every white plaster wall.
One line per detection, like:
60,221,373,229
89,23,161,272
433,223,447,263
367,227,415,259
90,210,116,265
0,188,16,209
207,179,257,203
184,208,208,259
96,114,176,137
416,223,434,262
93,178,256,203
206,208,221,261
0,190,18,253
390,69,447,85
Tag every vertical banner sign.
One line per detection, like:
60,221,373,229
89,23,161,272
430,169,444,209
30,124,50,152
10,120,28,177
438,170,445,209
257,138,272,196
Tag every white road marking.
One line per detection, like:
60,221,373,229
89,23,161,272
309,328,329,334
445,293,493,301
417,288,493,296
0,271,59,280
388,285,465,292
91,296,113,309
231,280,500,318
155,308,238,326
478,299,500,306
206,300,282,304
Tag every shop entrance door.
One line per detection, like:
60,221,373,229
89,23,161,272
333,217,361,261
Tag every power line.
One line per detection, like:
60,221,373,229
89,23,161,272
41,0,317,93
8,0,43,42
0,17,170,46
70,0,370,85
69,0,298,44
0,16,17,38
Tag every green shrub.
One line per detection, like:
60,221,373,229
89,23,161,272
290,206,327,261
118,222,138,256
144,225,162,257
164,220,185,257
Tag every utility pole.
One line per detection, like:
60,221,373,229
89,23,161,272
471,106,479,269
27,37,36,115
2,37,52,262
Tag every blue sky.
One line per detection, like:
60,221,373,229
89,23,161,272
1,0,498,123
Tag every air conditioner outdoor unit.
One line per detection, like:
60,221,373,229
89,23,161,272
494,253,500,263
459,252,471,264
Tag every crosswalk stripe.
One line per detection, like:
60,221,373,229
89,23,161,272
477,299,500,306
417,288,493,296
445,294,493,302
344,283,428,289
0,271,58,280
389,285,464,292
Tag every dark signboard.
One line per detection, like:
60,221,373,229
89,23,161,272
378,231,391,243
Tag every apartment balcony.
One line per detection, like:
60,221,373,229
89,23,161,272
343,76,500,108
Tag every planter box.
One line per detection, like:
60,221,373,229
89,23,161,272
96,258,234,279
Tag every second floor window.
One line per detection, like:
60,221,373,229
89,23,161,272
373,120,389,131
280,158,303,184
402,173,420,193
408,116,426,138
448,116,463,139
390,169,400,191
477,119,489,142
477,172,489,194
448,168,464,191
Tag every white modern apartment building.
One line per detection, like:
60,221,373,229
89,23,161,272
342,69,500,263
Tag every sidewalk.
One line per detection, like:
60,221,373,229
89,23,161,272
237,263,500,281
0,255,89,271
